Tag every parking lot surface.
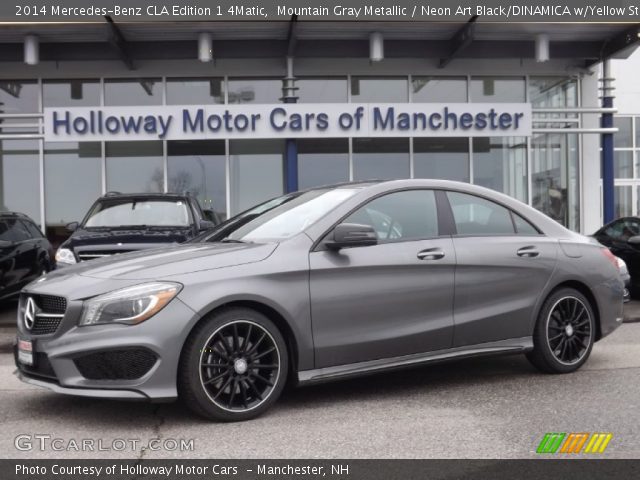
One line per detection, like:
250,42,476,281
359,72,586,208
0,300,638,459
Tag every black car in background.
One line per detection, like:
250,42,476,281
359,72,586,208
55,192,217,267
0,212,53,301
593,216,640,297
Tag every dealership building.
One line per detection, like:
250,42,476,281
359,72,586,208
0,20,638,244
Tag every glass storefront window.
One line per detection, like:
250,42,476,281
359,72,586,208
614,117,633,148
105,79,162,106
411,77,467,102
167,140,227,220
350,77,408,103
227,79,281,104
166,78,224,105
43,80,100,107
44,142,101,246
297,78,348,103
473,137,527,202
0,140,41,224
531,133,580,231
470,77,525,102
529,77,578,107
414,138,469,182
614,151,634,179
105,141,164,193
0,80,38,113
298,139,349,189
636,117,640,147
615,186,632,218
353,138,409,180
229,140,284,214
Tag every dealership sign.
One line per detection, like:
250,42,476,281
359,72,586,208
44,103,531,142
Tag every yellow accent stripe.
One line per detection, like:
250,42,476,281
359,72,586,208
598,434,613,453
584,434,599,453
572,434,589,453
590,434,606,453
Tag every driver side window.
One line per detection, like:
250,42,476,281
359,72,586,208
342,190,439,242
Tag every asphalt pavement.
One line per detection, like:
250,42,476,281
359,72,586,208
0,300,638,459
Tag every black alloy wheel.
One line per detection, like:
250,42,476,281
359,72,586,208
546,296,592,365
527,288,595,374
199,320,280,412
179,307,288,421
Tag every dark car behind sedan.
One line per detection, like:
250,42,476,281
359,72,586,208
55,192,217,267
0,212,53,301
593,216,640,298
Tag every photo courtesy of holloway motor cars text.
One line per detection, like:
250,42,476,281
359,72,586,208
0,0,639,479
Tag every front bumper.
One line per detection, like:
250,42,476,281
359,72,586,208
14,295,200,401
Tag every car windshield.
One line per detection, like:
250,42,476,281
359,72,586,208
208,188,359,242
84,199,191,228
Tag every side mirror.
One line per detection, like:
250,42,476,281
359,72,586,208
199,220,215,231
326,223,377,250
628,235,640,245
65,221,79,233
203,209,216,223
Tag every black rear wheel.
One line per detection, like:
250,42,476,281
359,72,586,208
527,288,595,373
179,307,288,421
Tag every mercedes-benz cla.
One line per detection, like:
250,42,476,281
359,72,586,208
14,180,624,421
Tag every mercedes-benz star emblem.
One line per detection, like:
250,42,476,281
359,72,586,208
24,297,36,331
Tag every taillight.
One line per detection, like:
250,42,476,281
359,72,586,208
601,248,620,271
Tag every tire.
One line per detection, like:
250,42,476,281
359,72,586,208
179,307,288,422
526,288,596,374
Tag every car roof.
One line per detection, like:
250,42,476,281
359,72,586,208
99,192,193,200
0,211,34,220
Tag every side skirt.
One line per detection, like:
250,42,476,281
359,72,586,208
297,336,533,385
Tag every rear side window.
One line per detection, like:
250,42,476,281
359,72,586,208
447,191,514,235
343,190,439,242
512,214,539,235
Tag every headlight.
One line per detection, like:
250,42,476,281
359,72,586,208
55,248,76,265
79,282,182,326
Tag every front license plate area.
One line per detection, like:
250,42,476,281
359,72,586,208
17,339,34,366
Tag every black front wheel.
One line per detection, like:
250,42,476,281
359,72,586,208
179,307,288,421
527,288,595,374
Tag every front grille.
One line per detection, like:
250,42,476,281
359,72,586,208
30,316,63,335
77,250,134,261
14,348,58,381
33,294,67,314
20,294,67,336
74,348,157,380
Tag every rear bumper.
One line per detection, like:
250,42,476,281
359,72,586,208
594,280,625,339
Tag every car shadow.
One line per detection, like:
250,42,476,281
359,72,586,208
16,353,538,426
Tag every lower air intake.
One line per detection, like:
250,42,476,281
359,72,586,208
73,348,157,380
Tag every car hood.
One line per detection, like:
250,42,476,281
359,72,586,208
46,242,278,281
63,227,192,248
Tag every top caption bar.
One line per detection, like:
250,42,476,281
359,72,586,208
3,0,640,22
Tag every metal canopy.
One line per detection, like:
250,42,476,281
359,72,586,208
0,21,637,64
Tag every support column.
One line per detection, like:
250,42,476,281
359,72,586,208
282,56,298,193
601,60,615,224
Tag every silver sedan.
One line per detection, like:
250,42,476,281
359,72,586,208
15,180,624,421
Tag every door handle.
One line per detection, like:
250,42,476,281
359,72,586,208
417,248,445,260
517,246,540,258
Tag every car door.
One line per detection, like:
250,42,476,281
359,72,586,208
0,219,34,293
444,191,558,347
309,189,455,368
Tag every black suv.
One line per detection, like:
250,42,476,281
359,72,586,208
0,212,53,300
55,192,218,267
